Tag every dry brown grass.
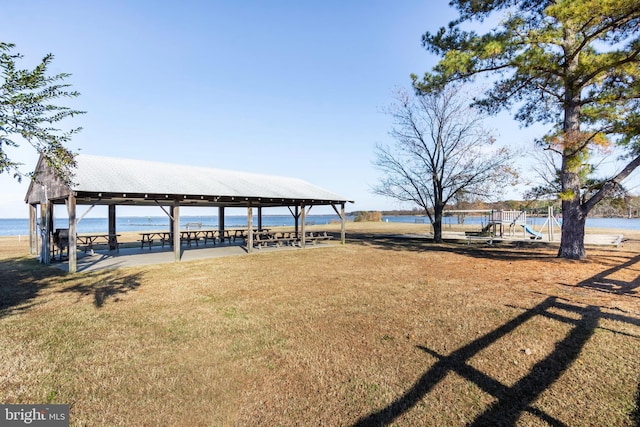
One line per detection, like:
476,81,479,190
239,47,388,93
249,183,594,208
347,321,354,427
0,223,639,426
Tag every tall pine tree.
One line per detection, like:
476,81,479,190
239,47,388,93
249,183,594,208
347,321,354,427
415,0,640,259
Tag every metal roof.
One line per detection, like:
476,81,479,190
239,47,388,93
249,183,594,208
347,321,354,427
65,154,351,207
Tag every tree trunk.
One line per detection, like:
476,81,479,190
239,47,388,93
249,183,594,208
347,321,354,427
558,33,586,259
558,146,588,259
558,197,586,259
433,206,443,243
558,135,586,259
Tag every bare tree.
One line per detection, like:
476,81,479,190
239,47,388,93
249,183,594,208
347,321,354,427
373,85,516,242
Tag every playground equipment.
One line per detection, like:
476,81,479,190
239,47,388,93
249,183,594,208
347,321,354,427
530,206,562,241
443,207,622,245
522,224,543,239
486,207,561,240
445,207,561,241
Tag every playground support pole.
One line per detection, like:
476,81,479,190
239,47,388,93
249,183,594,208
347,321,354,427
548,206,554,242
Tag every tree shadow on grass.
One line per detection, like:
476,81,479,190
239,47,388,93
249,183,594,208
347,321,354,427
569,253,640,299
352,293,640,426
345,231,559,262
0,256,144,317
0,257,64,318
58,270,143,308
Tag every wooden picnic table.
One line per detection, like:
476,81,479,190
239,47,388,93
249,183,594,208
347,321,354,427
248,230,323,248
223,228,270,243
180,230,202,246
138,231,172,249
196,229,218,244
137,228,278,249
76,233,120,253
138,229,222,249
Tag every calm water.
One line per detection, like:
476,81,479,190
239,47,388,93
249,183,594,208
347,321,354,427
2,214,640,236
0,215,348,236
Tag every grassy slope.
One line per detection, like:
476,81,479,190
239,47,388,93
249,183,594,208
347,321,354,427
0,224,639,426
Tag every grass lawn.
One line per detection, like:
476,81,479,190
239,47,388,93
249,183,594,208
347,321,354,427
1,223,639,426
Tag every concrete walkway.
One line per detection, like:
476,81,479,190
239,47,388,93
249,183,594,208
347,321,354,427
52,241,324,273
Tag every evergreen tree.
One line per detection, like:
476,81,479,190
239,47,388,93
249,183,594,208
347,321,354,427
415,0,640,259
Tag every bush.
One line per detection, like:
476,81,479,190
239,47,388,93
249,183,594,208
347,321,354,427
354,211,383,222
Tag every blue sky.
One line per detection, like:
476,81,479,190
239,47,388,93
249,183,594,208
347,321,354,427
2,0,619,218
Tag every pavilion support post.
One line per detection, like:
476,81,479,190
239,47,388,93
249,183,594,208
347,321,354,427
247,205,254,253
257,207,263,231
294,206,300,238
218,206,225,241
48,202,54,235
39,203,47,263
340,203,346,244
172,202,181,262
43,201,53,264
29,204,38,255
67,194,77,273
300,204,306,248
330,203,347,245
108,205,117,250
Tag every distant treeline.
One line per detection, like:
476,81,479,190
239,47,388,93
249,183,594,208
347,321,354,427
351,196,640,219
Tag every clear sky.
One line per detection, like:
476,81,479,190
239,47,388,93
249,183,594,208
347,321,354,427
3,1,632,219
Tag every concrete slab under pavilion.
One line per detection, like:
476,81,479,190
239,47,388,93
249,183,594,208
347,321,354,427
49,239,335,273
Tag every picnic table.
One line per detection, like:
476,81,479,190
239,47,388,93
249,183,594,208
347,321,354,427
180,230,206,246
304,231,334,245
138,229,225,249
249,230,292,248
247,230,332,248
464,231,494,246
76,233,120,254
223,228,270,243
138,231,172,249
197,229,218,244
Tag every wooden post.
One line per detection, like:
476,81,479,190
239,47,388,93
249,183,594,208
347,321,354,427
247,205,253,253
340,203,346,244
43,201,53,264
218,206,225,241
48,201,54,236
331,203,347,245
300,204,306,248
68,194,77,273
40,203,47,263
294,206,299,238
29,204,38,255
108,205,117,250
257,206,262,231
172,202,180,262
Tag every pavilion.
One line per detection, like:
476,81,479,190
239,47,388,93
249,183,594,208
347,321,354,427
24,154,353,273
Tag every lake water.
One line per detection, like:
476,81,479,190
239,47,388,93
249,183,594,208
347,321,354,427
2,214,640,237
0,215,348,236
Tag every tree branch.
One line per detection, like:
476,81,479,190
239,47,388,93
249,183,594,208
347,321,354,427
583,154,640,212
